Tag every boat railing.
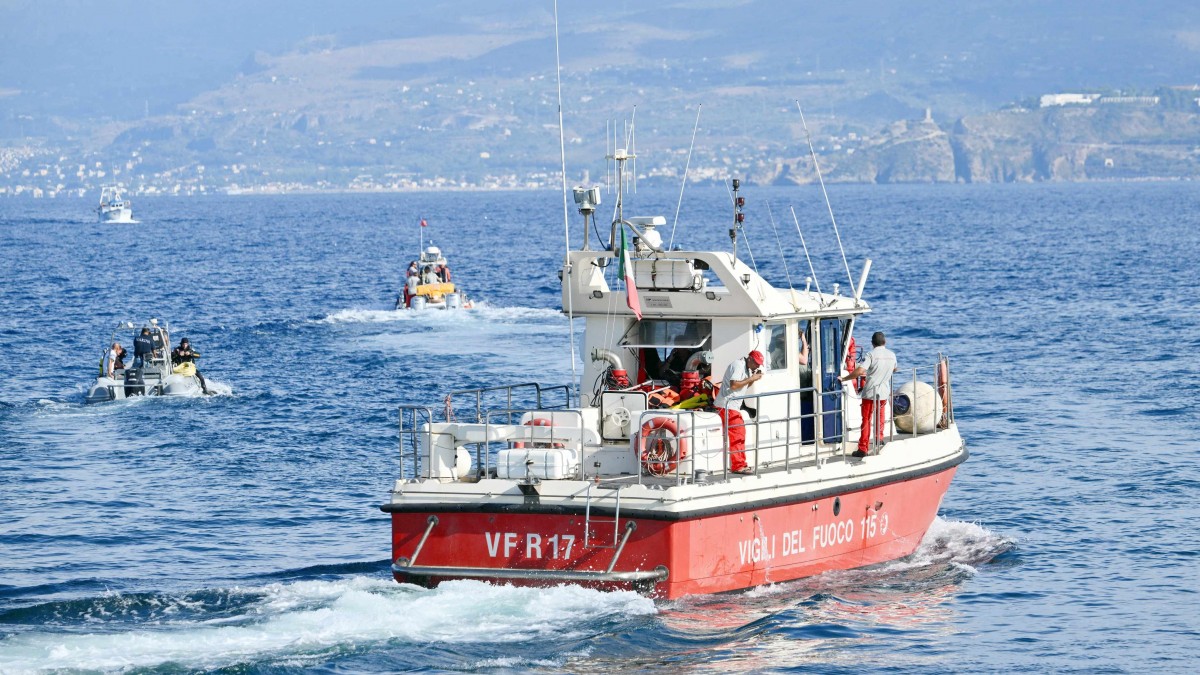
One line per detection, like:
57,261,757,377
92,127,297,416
629,407,725,485
632,386,831,483
481,408,590,480
397,405,435,481
443,382,573,423
400,358,953,483
725,384,839,475
630,354,955,480
396,402,588,482
880,354,955,445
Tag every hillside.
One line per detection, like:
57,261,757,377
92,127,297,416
2,1,1200,193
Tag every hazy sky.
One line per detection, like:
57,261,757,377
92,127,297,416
3,1,1198,120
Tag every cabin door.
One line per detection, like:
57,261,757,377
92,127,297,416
819,318,844,442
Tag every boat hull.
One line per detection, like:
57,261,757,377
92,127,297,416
85,373,204,403
98,207,134,223
389,465,957,599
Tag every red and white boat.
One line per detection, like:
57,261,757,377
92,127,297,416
381,150,966,599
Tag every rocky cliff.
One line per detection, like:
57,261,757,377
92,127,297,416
767,107,1200,184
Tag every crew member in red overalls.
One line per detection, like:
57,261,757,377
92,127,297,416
839,331,897,458
715,350,764,474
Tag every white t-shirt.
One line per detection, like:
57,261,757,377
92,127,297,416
715,359,752,410
104,348,118,376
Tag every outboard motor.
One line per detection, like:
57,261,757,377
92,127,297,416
445,292,462,310
410,296,427,311
123,367,145,396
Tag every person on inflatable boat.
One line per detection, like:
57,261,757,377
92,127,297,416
171,337,210,395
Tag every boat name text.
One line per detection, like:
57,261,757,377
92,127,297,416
485,531,576,560
737,513,890,565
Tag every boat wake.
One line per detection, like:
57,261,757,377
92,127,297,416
28,379,235,410
896,515,1014,570
650,518,1014,648
0,577,655,673
317,304,563,325
735,516,1013,602
199,378,234,397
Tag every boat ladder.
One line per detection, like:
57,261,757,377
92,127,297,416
583,482,623,548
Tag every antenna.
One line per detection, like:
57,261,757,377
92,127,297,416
729,178,745,263
553,0,579,404
627,107,638,194
796,100,855,293
669,104,702,251
789,206,821,296
765,200,798,308
606,119,612,194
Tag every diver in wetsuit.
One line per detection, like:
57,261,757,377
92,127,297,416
171,337,209,394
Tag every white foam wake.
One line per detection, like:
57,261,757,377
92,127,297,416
318,305,564,325
202,380,234,396
731,516,1011,602
0,578,656,673
893,515,1012,571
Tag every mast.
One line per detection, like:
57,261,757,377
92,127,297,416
607,147,635,249
729,178,745,263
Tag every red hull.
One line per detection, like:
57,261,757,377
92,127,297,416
390,467,957,599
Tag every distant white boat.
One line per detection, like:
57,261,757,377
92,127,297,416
96,185,136,223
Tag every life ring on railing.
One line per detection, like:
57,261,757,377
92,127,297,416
511,417,564,449
639,416,688,477
935,357,951,428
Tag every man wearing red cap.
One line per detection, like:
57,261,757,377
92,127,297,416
714,350,765,474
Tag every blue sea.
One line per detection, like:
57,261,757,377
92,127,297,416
1,182,1197,673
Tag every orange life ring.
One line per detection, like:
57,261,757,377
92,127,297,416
511,417,563,449
639,416,689,477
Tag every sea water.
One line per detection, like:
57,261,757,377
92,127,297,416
1,183,1197,672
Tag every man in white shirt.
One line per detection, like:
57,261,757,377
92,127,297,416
404,274,419,307
103,342,125,378
715,350,764,474
839,331,897,458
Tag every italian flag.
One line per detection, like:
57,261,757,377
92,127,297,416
619,228,642,319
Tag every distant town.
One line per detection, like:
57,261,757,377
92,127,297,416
4,84,1199,198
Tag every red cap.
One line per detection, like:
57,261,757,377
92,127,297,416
748,350,764,366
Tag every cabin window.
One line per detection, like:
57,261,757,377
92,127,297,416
619,319,711,349
621,320,712,388
798,319,814,388
762,323,788,371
